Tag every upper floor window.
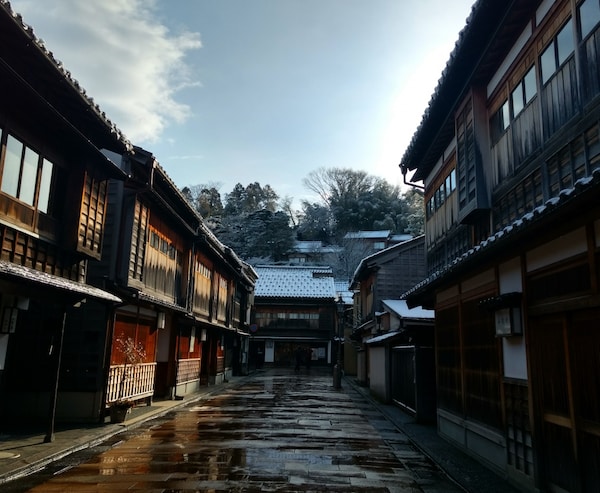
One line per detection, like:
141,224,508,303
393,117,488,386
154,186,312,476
579,0,600,40
426,168,456,219
541,18,574,84
490,100,510,144
1,133,54,213
373,241,385,250
149,227,177,260
511,66,537,117
195,259,211,278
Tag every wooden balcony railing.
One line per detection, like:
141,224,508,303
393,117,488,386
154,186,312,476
106,362,156,404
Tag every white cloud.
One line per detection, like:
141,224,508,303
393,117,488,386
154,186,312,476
11,0,202,143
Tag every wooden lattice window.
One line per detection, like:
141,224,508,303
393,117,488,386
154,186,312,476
129,200,148,282
457,100,476,211
193,258,212,316
77,172,107,260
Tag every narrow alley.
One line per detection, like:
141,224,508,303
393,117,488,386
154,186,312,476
3,369,464,492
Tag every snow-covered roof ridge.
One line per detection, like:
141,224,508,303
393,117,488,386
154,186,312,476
254,265,336,299
382,299,434,320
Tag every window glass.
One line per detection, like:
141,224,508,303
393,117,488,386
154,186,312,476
579,0,600,39
511,85,524,117
20,146,39,206
523,67,537,104
540,44,556,84
38,159,53,213
490,101,510,144
557,19,574,66
450,169,456,191
501,101,510,128
2,135,22,197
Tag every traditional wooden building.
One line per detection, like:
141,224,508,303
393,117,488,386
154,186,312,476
251,265,337,368
365,300,435,422
401,0,600,491
350,236,427,385
0,2,130,430
90,146,256,407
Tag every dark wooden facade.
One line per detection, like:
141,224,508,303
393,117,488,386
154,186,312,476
89,146,256,404
0,3,256,429
350,237,427,386
0,2,129,428
401,1,600,491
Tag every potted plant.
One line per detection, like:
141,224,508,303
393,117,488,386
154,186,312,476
109,333,146,423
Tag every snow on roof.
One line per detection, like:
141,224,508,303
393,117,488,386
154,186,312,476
344,230,390,239
293,241,323,253
382,299,434,319
366,331,402,345
334,280,353,304
0,260,121,303
390,234,413,243
254,265,336,299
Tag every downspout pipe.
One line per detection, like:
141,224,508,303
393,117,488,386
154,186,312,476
400,163,425,191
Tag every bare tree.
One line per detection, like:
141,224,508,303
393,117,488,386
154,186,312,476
303,167,373,204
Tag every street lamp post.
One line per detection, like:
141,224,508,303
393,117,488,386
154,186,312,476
333,295,344,389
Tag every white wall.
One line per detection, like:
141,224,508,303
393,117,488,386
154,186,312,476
499,258,527,380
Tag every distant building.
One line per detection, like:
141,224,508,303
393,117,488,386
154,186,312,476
287,240,342,265
365,300,435,422
349,236,428,394
251,265,338,368
343,230,413,250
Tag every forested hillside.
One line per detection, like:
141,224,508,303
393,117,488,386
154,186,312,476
182,167,424,264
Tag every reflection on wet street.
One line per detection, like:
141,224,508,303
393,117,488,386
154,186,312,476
7,369,461,492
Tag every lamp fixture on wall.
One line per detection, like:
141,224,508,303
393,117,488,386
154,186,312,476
157,312,166,330
480,292,522,337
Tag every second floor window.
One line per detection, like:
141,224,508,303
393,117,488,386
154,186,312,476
490,100,510,144
579,0,600,40
1,133,54,213
511,66,537,117
541,18,574,85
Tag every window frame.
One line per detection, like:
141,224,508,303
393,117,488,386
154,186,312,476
0,130,57,216
540,18,575,85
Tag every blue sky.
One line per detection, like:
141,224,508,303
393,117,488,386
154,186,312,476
11,0,475,206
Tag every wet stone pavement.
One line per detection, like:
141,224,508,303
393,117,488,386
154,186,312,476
5,369,463,492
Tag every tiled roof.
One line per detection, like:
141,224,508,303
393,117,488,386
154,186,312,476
1,0,131,151
344,230,390,239
254,265,336,299
0,260,121,303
